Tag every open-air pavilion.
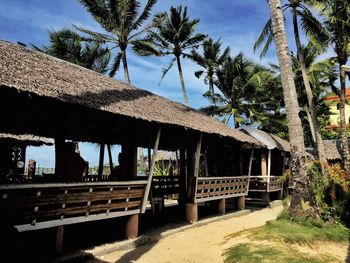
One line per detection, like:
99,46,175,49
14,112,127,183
238,126,290,203
0,40,261,254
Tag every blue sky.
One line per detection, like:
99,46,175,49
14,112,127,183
0,0,316,167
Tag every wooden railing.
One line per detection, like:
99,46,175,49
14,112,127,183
249,176,283,193
152,176,180,198
195,176,249,203
0,181,147,232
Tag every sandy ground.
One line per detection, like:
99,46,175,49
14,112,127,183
89,205,285,263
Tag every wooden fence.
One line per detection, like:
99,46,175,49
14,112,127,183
248,176,283,193
194,176,249,203
151,176,180,198
0,181,147,232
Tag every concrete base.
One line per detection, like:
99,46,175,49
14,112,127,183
185,203,198,223
55,225,64,255
236,196,245,210
217,199,226,215
262,192,270,204
126,214,139,239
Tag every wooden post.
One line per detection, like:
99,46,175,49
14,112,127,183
27,159,36,179
54,138,65,176
122,143,138,180
179,147,187,206
185,133,202,223
55,225,64,255
98,144,105,178
246,147,254,194
217,199,226,215
267,149,271,193
237,196,245,210
125,214,139,239
141,128,161,213
107,144,113,173
261,151,267,176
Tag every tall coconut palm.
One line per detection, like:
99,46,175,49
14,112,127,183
190,38,230,97
254,0,328,163
76,0,159,83
200,53,281,128
316,0,350,175
133,6,206,106
33,28,111,74
268,0,319,217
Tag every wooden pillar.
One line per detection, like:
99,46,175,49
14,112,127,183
54,138,65,176
178,147,187,206
98,144,105,178
125,214,139,239
107,144,114,173
217,199,226,215
27,159,36,179
185,134,202,223
262,193,270,204
185,203,198,223
55,225,64,255
237,196,245,210
122,143,137,180
261,151,267,176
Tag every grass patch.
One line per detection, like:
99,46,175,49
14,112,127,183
224,243,338,263
251,219,349,244
249,213,349,245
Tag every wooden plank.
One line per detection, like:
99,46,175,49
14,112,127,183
141,127,161,213
98,144,105,178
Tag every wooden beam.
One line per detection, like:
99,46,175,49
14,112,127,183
246,147,254,194
98,144,105,178
267,149,271,192
193,133,202,178
141,127,161,213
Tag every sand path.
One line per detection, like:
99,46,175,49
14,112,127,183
91,205,284,263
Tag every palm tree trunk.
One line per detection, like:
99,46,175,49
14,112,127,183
268,0,319,218
176,56,189,106
291,7,326,163
121,48,131,85
339,65,350,175
304,105,316,143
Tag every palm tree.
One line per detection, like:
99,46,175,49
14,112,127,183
268,0,319,217
254,0,328,162
133,6,206,106
33,28,111,74
201,53,280,128
317,0,350,175
76,0,159,83
190,38,230,97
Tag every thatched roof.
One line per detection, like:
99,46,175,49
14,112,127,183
238,126,290,152
0,133,53,146
0,40,258,145
322,140,349,160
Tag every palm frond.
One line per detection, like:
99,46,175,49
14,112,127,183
109,52,122,77
159,57,176,84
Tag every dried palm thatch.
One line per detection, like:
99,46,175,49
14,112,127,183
0,133,53,146
0,40,259,145
322,140,349,160
238,126,290,152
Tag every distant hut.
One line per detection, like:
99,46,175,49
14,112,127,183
238,126,290,203
0,133,53,180
0,40,260,253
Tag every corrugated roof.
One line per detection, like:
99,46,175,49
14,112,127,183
238,126,290,152
0,40,260,145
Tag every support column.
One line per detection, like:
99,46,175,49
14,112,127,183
185,134,201,223
55,225,64,255
125,214,139,239
217,199,226,215
54,138,65,177
237,196,245,210
185,203,198,223
98,144,105,178
261,151,267,176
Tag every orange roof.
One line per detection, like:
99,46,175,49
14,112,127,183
323,88,350,101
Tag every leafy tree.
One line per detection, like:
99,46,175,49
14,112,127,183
33,28,110,74
316,0,350,175
200,53,283,128
76,0,158,83
190,38,230,98
133,6,206,106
